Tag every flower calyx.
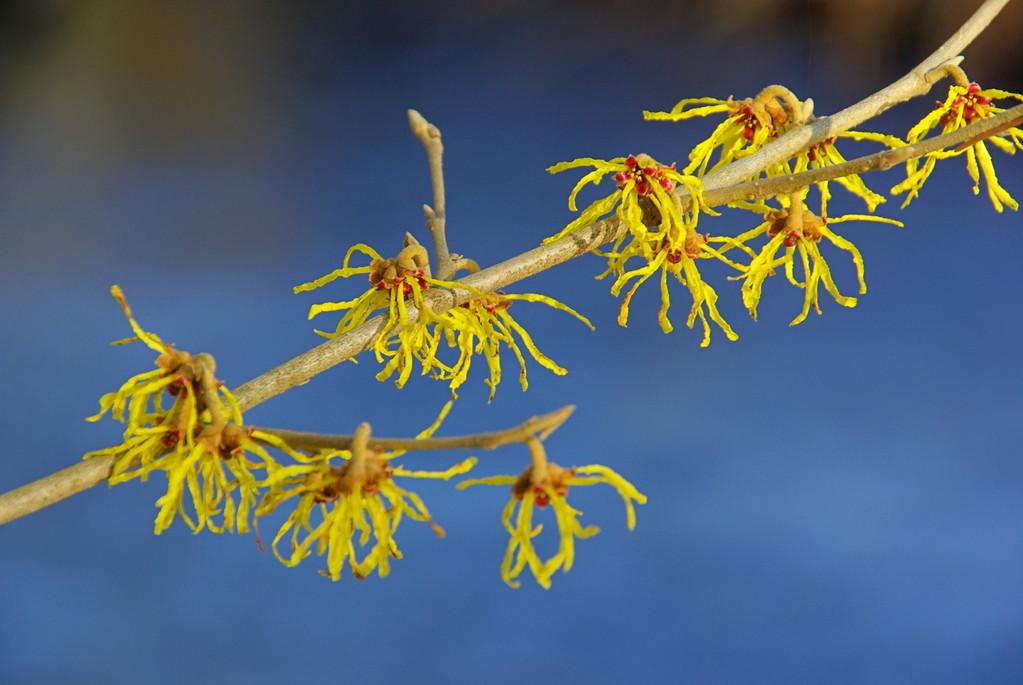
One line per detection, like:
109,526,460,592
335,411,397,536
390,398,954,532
727,89,797,141
765,207,825,248
303,447,395,504
369,243,431,296
512,461,574,508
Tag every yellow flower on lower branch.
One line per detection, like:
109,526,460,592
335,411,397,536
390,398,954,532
458,454,646,589
84,286,289,535
892,80,1023,212
734,201,902,325
145,425,294,535
257,403,476,581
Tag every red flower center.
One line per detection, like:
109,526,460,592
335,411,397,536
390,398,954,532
734,105,762,142
938,82,992,126
614,154,677,197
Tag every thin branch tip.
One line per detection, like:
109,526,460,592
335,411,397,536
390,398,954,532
407,108,428,136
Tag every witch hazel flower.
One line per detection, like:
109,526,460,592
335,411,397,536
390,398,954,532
892,75,1023,212
543,153,708,245
257,403,476,581
83,286,292,535
457,436,645,589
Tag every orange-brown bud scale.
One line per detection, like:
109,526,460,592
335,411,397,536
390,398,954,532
512,462,576,508
304,449,394,502
765,208,825,246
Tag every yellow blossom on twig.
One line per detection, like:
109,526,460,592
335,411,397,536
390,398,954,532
796,132,905,211
297,242,592,398
430,290,594,401
548,154,736,343
457,437,645,589
257,402,476,581
598,229,739,344
892,79,1023,212
294,241,474,388
644,86,806,177
732,195,902,325
84,286,290,535
544,153,707,245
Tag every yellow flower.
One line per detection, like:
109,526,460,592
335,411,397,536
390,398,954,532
548,153,736,344
84,286,286,535
734,197,902,325
644,91,804,177
458,439,646,589
85,285,188,431
796,132,905,211
297,243,592,398
892,80,1023,212
544,154,707,245
600,229,739,344
646,97,775,176
258,403,476,581
428,290,594,401
294,242,474,388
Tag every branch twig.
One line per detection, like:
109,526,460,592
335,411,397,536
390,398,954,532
254,405,574,453
708,103,1023,208
696,0,1011,191
0,0,1011,527
409,109,458,279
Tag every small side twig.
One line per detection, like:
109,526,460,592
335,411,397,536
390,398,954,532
253,405,575,454
409,109,460,280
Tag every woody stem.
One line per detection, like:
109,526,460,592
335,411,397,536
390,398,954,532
526,437,548,482
408,109,455,279
786,188,806,233
252,405,575,454
348,422,372,482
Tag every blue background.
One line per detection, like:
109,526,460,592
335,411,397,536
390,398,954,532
1,2,1022,683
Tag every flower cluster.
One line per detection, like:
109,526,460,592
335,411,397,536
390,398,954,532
893,79,1023,212
546,82,960,342
296,242,592,400
646,86,904,211
85,286,291,534
76,58,1022,596
546,153,738,344
544,154,707,245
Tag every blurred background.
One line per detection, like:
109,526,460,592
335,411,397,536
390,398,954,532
1,1,1022,683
